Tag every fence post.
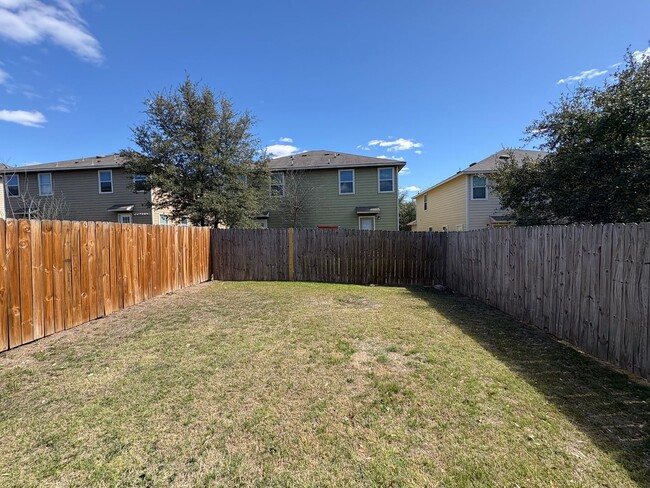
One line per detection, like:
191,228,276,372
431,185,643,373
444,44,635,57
288,228,294,281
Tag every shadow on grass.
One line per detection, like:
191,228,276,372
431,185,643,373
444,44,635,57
408,287,650,485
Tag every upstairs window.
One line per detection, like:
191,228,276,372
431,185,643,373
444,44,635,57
133,174,147,193
98,170,113,194
6,174,19,197
270,173,285,197
378,167,395,193
339,169,354,194
423,194,428,210
38,173,53,196
472,175,487,199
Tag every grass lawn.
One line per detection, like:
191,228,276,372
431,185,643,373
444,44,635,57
1,281,649,487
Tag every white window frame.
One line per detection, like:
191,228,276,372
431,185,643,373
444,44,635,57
159,214,169,225
6,174,20,197
377,167,395,193
471,175,488,200
38,172,53,196
270,172,285,197
338,169,355,195
98,170,113,194
358,216,375,231
133,174,147,193
118,213,132,224
423,194,428,210
259,220,268,229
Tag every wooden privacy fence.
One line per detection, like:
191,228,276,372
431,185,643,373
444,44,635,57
211,224,650,380
0,218,211,352
445,224,650,380
211,228,447,286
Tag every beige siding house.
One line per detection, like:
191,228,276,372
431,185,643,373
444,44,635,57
1,154,176,225
266,150,404,231
411,149,546,232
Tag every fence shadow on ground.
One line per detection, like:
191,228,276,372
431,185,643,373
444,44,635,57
407,287,650,485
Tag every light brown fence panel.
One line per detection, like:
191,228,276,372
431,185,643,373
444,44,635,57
0,218,211,353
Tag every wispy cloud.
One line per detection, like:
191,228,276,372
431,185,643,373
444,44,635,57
0,65,9,84
278,136,293,143
0,108,46,127
0,0,103,63
49,94,76,113
633,46,650,64
398,166,410,175
265,143,299,158
376,155,405,161
414,150,422,155
557,68,608,85
368,138,423,152
400,186,421,195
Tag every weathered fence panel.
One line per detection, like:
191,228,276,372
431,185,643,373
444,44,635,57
211,228,446,286
0,218,211,352
445,223,650,379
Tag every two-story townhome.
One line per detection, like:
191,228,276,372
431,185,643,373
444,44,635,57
410,149,546,231
265,150,405,230
2,154,174,225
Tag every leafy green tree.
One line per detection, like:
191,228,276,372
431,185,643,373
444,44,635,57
120,78,271,227
399,191,416,231
492,50,650,224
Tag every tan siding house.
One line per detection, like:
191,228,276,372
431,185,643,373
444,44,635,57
411,149,546,232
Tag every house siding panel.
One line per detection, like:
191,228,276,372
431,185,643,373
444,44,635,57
3,168,154,224
267,166,400,230
467,175,507,230
413,176,467,231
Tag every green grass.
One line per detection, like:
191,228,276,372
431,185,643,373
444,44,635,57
0,281,648,487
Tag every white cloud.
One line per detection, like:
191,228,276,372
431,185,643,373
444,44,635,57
557,68,608,85
0,108,46,127
399,186,421,198
356,144,370,151
414,150,422,155
632,47,650,64
376,154,405,161
398,166,410,175
265,144,299,158
0,0,103,63
0,65,9,84
367,138,423,152
278,137,293,143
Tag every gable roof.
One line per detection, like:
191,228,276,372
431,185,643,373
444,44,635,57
414,149,547,198
3,154,123,173
268,150,406,171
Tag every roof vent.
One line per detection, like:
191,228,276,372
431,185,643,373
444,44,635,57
469,162,477,167
498,154,510,160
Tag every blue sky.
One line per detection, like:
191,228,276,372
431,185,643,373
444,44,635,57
1,0,649,196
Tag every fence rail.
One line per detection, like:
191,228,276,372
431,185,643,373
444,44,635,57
211,228,446,286
0,218,211,352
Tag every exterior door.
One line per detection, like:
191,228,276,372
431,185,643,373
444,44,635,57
359,216,375,230
118,213,132,224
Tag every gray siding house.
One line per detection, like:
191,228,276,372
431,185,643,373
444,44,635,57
1,155,170,224
265,150,405,231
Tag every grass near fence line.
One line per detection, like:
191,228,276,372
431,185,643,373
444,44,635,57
0,282,648,486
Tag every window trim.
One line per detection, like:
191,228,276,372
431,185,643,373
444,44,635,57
133,174,147,193
471,175,488,200
98,169,113,194
117,213,132,224
377,167,395,193
358,215,375,231
338,169,355,195
270,172,285,197
423,194,428,210
159,214,169,225
37,172,53,196
6,174,20,197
